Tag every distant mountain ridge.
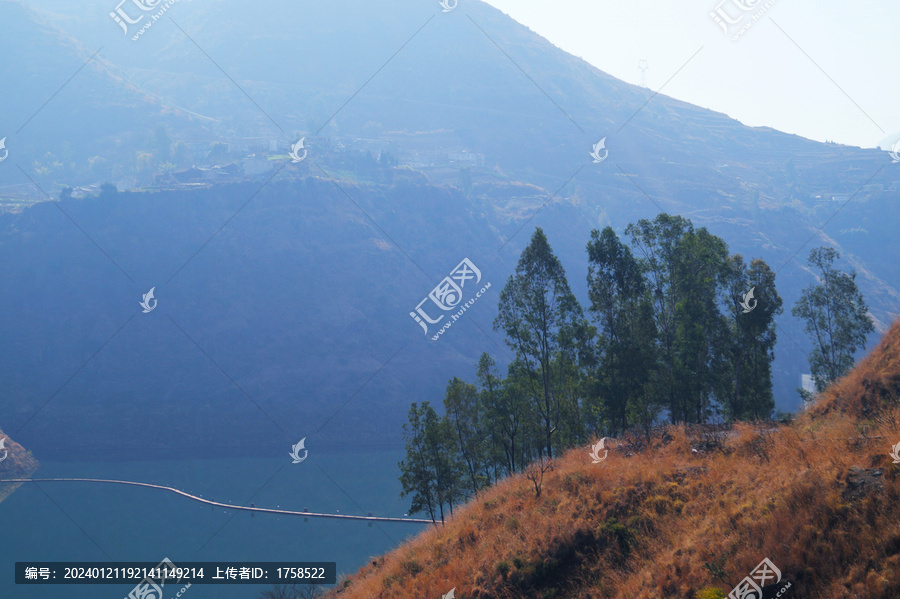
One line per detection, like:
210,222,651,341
1,0,898,460
13,0,890,189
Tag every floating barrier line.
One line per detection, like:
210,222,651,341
0,478,434,524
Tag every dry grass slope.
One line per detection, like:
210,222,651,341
328,320,900,599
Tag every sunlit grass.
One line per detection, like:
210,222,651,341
327,320,900,598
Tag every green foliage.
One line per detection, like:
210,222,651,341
792,247,874,392
774,410,795,424
496,560,510,578
586,226,660,435
400,559,422,576
444,377,486,496
400,217,798,521
719,255,783,420
702,553,729,583
398,402,462,523
477,352,524,479
494,227,585,458
695,587,727,599
598,517,635,555
625,214,729,423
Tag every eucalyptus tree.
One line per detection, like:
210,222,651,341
721,255,783,420
494,228,585,458
627,215,730,423
793,247,874,392
444,377,485,496
586,226,659,435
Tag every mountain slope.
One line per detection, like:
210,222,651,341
0,175,513,458
0,0,206,188
22,0,900,342
3,0,899,457
28,0,889,192
329,320,900,598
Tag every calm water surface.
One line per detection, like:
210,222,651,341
0,450,427,599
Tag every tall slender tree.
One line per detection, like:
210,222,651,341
399,402,438,523
627,215,729,423
586,226,659,435
444,377,484,496
793,247,874,392
720,256,783,420
672,227,730,422
425,408,462,520
399,402,460,523
476,353,520,479
494,228,584,458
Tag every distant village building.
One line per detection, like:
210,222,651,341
405,150,448,168
72,185,100,199
204,163,241,180
171,167,206,183
831,194,850,203
863,183,884,193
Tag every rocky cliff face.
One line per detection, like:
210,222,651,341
0,429,40,504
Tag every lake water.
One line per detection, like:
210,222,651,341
0,450,427,598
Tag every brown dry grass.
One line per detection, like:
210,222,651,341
328,321,900,599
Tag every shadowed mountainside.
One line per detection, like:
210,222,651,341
3,0,899,460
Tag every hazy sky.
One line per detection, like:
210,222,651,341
483,0,896,150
